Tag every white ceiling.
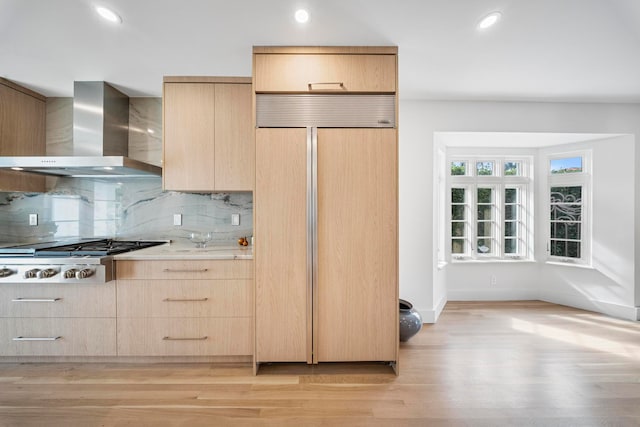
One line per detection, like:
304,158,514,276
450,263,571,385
2,0,640,101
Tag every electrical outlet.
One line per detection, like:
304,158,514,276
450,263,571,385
173,214,182,226
231,213,240,226
490,275,497,286
29,214,38,226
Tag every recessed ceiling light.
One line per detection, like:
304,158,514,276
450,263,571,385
96,6,122,24
478,11,501,30
103,166,114,170
147,128,155,134
11,167,23,171
295,9,309,23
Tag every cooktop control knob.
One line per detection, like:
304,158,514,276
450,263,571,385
24,269,40,279
0,268,14,278
75,268,94,279
36,268,58,279
63,269,78,279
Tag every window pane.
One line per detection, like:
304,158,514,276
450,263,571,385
451,188,465,203
477,205,493,220
551,222,566,239
567,241,581,258
550,186,582,203
477,188,493,203
451,161,466,175
505,188,518,203
551,205,582,221
476,161,494,176
477,221,492,237
504,205,517,220
504,238,517,253
567,223,581,240
550,157,582,174
452,239,465,254
451,222,465,237
504,162,520,176
504,221,517,237
551,240,566,257
477,239,492,254
452,205,465,221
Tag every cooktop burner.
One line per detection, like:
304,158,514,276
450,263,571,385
0,239,165,257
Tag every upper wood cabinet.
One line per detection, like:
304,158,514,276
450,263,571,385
253,47,397,93
0,78,46,192
162,77,253,192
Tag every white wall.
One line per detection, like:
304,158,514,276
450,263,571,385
399,100,640,321
539,136,636,319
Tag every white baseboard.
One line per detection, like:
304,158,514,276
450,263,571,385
447,288,540,301
541,291,640,322
418,295,448,324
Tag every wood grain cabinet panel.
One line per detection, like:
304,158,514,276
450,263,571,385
117,318,252,356
0,318,116,356
0,283,115,318
162,78,253,192
117,279,252,318
254,54,396,93
115,259,254,357
116,259,253,280
0,78,46,192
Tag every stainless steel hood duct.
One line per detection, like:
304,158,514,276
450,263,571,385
0,82,162,178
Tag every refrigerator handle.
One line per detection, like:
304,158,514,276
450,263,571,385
306,127,315,364
311,127,319,364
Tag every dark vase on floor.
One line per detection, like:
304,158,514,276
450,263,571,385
399,299,423,341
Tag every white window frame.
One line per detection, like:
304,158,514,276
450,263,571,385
447,156,533,262
546,150,592,266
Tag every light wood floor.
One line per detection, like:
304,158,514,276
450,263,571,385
1,301,639,426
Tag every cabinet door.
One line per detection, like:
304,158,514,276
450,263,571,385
214,83,254,190
0,82,45,192
163,82,216,191
254,54,396,93
316,128,398,362
255,128,309,362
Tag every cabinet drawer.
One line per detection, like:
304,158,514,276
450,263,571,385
117,317,252,356
0,318,116,356
117,279,252,318
254,54,396,93
116,260,253,280
0,283,115,318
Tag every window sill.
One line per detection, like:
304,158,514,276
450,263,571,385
545,261,594,270
451,258,536,264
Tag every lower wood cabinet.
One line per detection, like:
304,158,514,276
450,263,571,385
0,318,116,356
0,282,116,356
117,317,252,356
115,259,253,357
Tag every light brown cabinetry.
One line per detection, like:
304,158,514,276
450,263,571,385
254,46,399,368
253,47,397,93
0,282,116,356
116,259,253,357
0,78,46,192
162,77,253,192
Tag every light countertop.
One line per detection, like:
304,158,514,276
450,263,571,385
113,241,253,260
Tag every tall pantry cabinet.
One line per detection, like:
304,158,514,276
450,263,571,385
253,47,399,369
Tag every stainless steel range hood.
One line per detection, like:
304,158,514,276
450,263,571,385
0,82,161,178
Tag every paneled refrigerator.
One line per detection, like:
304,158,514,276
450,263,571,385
255,94,398,366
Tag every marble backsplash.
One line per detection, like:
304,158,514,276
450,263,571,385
0,96,253,244
0,178,253,244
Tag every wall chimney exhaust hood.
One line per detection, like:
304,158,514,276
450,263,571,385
0,82,162,178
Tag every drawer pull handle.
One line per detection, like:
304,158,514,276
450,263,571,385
162,336,208,341
13,336,62,341
308,81,344,90
162,269,209,273
12,298,61,303
163,298,208,302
